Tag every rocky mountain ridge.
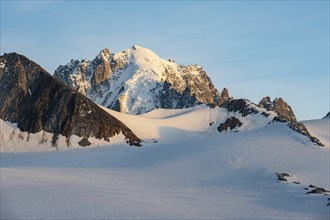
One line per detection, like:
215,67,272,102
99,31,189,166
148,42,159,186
0,53,141,147
54,45,230,114
215,98,323,146
0,49,325,150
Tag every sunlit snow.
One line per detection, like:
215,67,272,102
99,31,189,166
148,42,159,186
1,106,329,219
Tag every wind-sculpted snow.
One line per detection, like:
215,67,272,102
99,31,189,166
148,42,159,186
54,45,229,114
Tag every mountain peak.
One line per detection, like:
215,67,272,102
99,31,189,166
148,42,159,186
258,96,297,122
97,48,111,61
0,52,142,147
54,46,226,114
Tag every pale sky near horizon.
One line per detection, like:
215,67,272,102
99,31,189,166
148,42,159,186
1,0,329,120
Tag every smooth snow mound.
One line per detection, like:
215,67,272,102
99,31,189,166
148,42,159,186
102,104,276,142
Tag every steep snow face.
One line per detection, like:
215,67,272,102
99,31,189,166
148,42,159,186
54,45,226,114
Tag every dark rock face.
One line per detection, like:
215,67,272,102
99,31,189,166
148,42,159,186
0,53,141,147
276,172,290,181
221,99,258,117
78,138,92,147
217,117,242,132
323,112,330,119
306,187,330,194
273,98,297,122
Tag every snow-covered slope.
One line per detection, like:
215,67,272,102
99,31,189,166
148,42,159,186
303,118,330,148
54,45,229,114
1,112,329,219
101,102,276,143
0,119,128,152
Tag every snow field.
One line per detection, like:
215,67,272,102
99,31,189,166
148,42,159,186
1,106,329,219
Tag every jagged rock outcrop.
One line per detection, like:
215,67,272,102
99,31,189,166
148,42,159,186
258,96,296,122
54,45,229,114
258,96,323,146
221,99,258,117
323,112,330,119
258,96,273,111
0,53,141,147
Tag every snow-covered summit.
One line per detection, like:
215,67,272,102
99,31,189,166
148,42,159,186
54,45,229,114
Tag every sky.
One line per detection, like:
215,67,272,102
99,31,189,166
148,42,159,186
1,0,329,120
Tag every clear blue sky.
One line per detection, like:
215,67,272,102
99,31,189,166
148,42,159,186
1,0,329,120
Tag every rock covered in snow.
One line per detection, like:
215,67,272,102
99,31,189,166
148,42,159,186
220,98,324,146
0,53,141,147
54,45,227,114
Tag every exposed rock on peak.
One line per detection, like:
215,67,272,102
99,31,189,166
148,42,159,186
54,46,226,114
221,98,323,146
0,52,142,147
221,88,230,100
257,96,323,146
258,96,273,111
273,98,297,122
258,96,296,122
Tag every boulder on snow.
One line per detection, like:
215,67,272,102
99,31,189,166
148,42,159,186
78,138,91,147
306,187,330,195
276,172,291,181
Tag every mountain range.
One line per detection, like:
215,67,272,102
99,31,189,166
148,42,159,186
1,47,329,219
0,46,326,149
